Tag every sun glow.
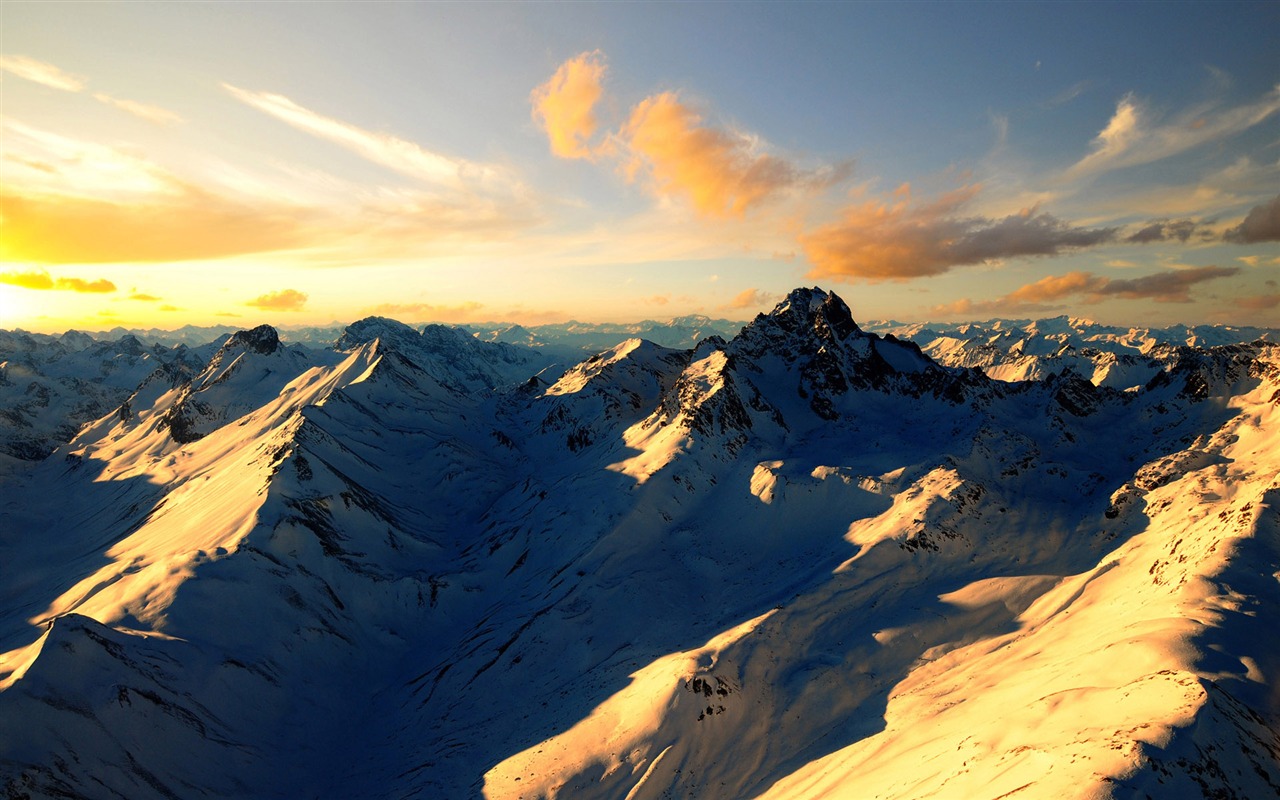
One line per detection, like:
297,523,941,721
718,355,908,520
0,287,28,329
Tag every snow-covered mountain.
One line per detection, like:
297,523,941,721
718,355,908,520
77,316,746,355
471,314,745,358
2,289,1278,799
863,317,1280,390
0,329,218,475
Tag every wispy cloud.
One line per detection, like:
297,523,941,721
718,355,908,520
1045,80,1090,108
127,292,162,302
930,266,1240,317
1225,193,1280,243
224,83,507,190
2,119,179,199
0,55,182,124
246,289,308,311
801,184,1116,281
0,55,83,91
92,93,183,125
0,270,116,293
531,51,608,160
0,120,538,264
1064,85,1280,179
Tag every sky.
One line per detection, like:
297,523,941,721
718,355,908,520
1,1,1278,333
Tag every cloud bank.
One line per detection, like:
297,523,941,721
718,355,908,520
0,190,307,264
801,185,1117,281
931,265,1240,316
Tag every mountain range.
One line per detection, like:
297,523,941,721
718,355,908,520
1,288,1277,798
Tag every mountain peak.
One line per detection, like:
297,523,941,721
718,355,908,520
777,285,831,311
223,324,280,355
741,287,862,349
58,330,97,352
116,334,147,357
419,323,474,347
334,316,420,352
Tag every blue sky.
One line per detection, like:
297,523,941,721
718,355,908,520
1,1,1277,331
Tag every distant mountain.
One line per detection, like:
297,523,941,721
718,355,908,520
2,292,1278,798
75,316,746,354
0,329,218,475
469,314,745,357
864,316,1279,390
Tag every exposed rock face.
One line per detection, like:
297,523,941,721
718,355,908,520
224,324,281,355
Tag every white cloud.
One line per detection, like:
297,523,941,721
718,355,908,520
1065,85,1280,179
223,83,510,192
0,55,83,91
93,93,183,125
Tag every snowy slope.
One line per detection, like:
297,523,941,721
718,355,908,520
2,291,1278,799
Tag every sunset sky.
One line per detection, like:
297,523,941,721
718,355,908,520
2,1,1278,333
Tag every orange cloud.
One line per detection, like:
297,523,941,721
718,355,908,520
128,292,162,302
802,185,1117,281
621,92,806,217
0,190,307,264
0,270,116,293
723,288,777,310
531,51,608,159
530,51,840,219
0,55,83,91
246,289,308,311
1004,271,1108,304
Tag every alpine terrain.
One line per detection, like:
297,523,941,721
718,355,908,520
1,287,1278,799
